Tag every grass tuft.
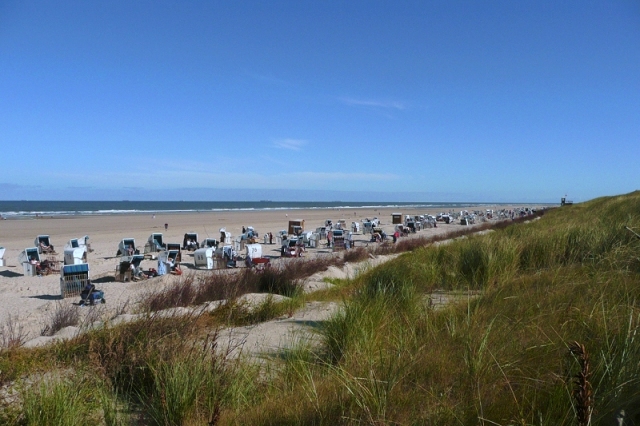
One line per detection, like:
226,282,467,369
40,303,80,337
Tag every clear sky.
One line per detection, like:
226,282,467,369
1,1,638,203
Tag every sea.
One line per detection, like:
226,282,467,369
0,201,515,219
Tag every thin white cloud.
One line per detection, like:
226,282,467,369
339,97,406,110
287,172,398,182
273,138,308,151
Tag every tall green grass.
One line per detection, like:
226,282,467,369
227,191,640,424
21,377,94,426
3,192,640,424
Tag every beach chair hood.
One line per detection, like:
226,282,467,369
19,247,40,264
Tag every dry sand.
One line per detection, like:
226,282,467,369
0,205,526,350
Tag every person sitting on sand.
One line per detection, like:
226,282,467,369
81,281,96,299
40,241,53,253
130,263,147,280
37,259,52,276
29,255,42,274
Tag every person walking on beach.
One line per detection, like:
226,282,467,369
165,223,168,231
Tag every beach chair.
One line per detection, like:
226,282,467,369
182,232,199,251
202,238,218,249
60,263,90,298
144,233,165,255
19,248,41,276
117,238,138,256
35,235,56,254
64,238,88,265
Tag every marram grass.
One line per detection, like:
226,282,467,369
230,191,640,425
2,191,640,424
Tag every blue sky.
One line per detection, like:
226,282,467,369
1,1,638,203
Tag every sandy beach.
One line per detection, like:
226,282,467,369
0,204,530,345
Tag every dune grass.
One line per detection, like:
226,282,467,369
223,191,640,425
2,191,640,424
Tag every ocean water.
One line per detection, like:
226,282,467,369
0,200,502,219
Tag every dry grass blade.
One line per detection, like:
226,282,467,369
0,314,28,349
40,303,80,336
569,341,593,426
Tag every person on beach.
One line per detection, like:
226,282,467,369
157,259,167,276
29,255,43,275
39,240,54,254
37,259,51,276
165,223,168,230
130,263,147,280
295,237,305,257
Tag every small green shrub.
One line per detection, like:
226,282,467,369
22,377,93,426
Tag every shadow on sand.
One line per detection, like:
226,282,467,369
27,294,62,301
93,276,116,284
0,270,23,278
